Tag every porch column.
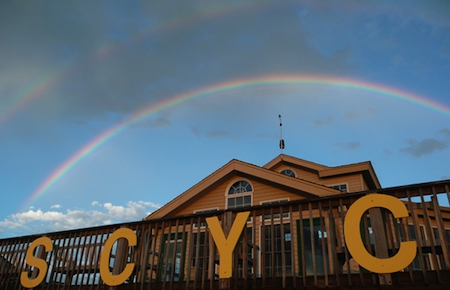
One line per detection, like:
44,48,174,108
219,211,233,290
369,207,392,285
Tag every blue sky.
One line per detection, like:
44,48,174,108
1,0,450,238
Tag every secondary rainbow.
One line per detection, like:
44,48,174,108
0,4,234,125
22,74,450,212
0,1,411,126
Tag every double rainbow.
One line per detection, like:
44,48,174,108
22,74,450,212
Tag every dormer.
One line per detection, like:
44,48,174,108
264,154,381,192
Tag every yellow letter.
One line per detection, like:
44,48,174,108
344,194,417,273
21,236,53,288
206,211,250,278
100,228,136,286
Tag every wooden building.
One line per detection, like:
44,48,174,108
1,154,450,289
146,154,381,219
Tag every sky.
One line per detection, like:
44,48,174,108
1,0,450,238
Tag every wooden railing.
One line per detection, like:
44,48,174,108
1,180,450,289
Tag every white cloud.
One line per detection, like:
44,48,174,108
0,201,160,238
51,204,62,209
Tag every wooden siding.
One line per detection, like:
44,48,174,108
270,163,321,183
267,163,369,193
175,182,228,216
146,159,341,220
322,173,367,192
174,177,307,217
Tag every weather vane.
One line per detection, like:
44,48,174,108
279,114,285,154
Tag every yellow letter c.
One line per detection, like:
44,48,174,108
344,194,416,273
100,228,136,286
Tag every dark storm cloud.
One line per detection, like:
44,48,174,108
206,130,230,138
400,138,448,157
438,128,450,139
400,129,450,157
191,126,201,137
345,108,376,121
0,0,355,129
312,116,333,127
333,142,361,150
131,116,172,129
190,126,230,139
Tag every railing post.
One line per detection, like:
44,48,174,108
219,211,233,290
368,207,392,285
31,239,47,281
432,192,450,270
109,227,134,290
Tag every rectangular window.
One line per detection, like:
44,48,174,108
193,208,219,228
407,224,427,245
237,227,256,278
263,223,292,277
433,227,440,245
191,232,212,280
228,195,251,209
407,224,430,270
297,218,329,276
261,199,289,220
331,184,348,192
161,233,186,282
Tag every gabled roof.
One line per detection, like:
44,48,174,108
264,154,329,171
146,158,341,219
319,161,381,189
264,154,381,189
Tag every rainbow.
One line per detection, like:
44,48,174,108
0,67,66,125
0,4,236,125
22,74,450,212
0,1,293,124
0,1,422,127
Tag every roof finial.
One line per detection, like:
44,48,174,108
279,114,285,154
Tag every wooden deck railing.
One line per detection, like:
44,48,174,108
1,180,450,289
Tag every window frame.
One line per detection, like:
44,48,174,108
260,198,290,221
280,168,296,177
226,179,253,209
331,183,348,192
193,208,219,229
259,221,293,277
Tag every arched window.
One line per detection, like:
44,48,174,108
227,180,252,209
228,180,252,194
280,168,296,177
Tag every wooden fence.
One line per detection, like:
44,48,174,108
1,180,450,289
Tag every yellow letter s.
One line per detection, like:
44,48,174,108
21,236,53,288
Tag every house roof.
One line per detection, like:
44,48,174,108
263,154,329,171
264,154,381,189
146,157,342,219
